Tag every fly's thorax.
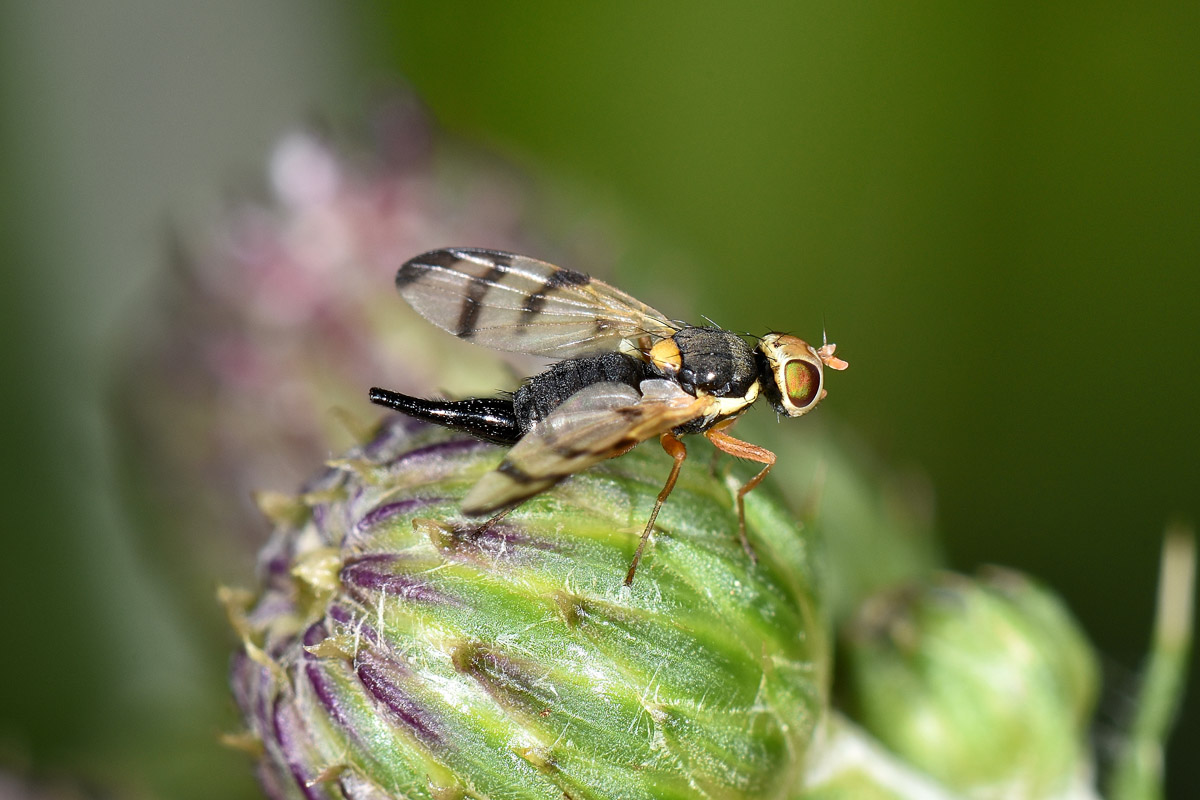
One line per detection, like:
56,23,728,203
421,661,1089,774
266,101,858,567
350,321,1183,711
658,326,760,400
754,333,835,417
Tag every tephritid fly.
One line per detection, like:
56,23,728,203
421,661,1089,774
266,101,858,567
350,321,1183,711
370,249,847,584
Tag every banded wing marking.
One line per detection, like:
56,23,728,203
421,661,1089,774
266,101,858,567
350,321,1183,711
461,379,708,515
396,248,679,358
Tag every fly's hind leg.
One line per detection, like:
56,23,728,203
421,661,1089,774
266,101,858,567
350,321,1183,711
625,432,688,587
704,429,777,564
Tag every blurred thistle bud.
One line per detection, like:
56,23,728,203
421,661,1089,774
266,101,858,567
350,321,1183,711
765,431,942,625
799,713,962,800
228,418,828,799
0,771,108,800
114,96,556,612
839,568,1100,798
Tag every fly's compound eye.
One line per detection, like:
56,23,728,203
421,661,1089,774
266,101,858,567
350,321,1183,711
783,359,821,409
755,333,832,417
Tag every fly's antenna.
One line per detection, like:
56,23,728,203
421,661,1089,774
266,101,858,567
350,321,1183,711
816,313,849,371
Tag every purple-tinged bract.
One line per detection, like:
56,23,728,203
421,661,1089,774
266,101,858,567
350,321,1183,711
230,418,828,799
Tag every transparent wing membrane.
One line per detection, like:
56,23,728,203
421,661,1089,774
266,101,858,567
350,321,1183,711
397,248,679,358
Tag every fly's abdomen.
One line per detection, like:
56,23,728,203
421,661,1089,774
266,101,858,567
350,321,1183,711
368,389,523,445
513,352,648,427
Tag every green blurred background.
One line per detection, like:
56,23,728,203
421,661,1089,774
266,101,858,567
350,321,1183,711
1,2,1195,798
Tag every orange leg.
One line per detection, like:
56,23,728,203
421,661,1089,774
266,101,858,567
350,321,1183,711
704,429,777,564
625,432,688,587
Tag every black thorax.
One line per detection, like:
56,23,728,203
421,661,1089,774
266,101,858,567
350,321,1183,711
667,327,760,398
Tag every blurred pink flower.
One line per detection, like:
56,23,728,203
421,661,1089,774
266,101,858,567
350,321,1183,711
115,97,564,603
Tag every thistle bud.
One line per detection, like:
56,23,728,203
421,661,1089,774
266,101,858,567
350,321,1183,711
840,568,1099,798
230,419,829,799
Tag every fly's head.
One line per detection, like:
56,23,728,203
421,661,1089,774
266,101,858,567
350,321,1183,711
755,333,848,417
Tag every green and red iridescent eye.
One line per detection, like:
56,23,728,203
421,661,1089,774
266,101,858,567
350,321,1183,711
784,359,821,408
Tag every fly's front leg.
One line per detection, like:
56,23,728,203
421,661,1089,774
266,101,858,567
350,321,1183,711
625,432,688,587
704,429,776,564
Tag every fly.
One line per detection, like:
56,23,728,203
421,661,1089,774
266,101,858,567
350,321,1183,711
369,248,847,585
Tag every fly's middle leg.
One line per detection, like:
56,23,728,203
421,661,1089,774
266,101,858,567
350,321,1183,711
624,432,688,587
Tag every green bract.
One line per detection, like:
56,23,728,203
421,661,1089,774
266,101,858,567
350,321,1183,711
231,417,828,799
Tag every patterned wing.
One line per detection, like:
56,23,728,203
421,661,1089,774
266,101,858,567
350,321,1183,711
461,379,710,515
396,248,680,358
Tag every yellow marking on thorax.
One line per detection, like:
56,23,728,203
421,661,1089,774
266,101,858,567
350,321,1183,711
649,337,683,375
